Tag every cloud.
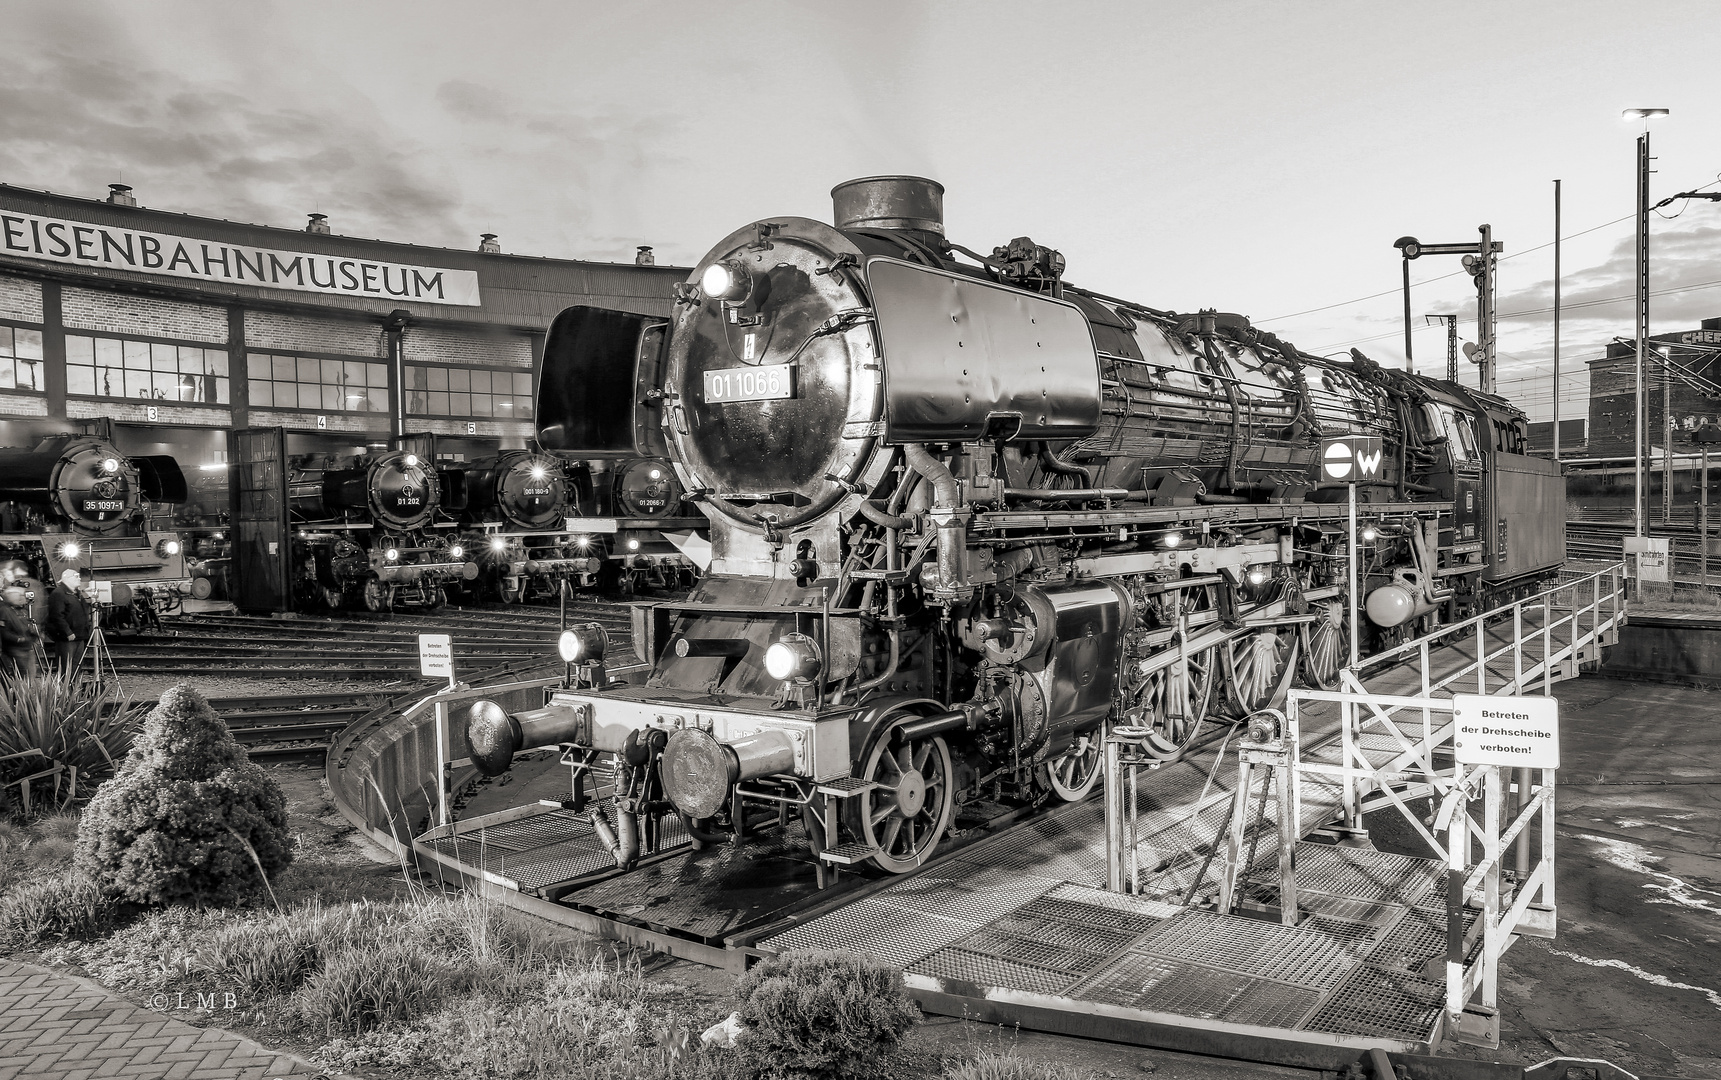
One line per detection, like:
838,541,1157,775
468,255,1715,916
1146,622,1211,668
0,22,464,244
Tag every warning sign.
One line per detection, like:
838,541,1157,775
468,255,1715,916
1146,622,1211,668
1452,693,1559,769
1320,436,1385,483
1623,535,1670,584
418,634,453,679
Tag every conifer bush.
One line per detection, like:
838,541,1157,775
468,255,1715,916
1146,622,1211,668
732,949,920,1080
74,683,292,905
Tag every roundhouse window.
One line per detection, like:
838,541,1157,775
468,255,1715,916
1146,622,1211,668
404,363,532,420
65,332,228,404
246,352,387,413
0,324,45,393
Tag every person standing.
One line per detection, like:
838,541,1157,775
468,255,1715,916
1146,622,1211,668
0,584,40,679
46,569,92,675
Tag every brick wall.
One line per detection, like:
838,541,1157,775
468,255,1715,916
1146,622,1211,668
409,417,536,439
408,325,531,367
61,285,228,342
245,407,384,434
244,310,386,358
0,391,48,417
0,275,42,323
66,398,231,427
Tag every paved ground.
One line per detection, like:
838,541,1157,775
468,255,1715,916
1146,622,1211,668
0,961,331,1080
1484,676,1721,1077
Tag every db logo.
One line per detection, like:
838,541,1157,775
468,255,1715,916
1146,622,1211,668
1321,436,1384,483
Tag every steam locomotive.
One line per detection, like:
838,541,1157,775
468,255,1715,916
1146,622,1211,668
464,176,1564,877
288,449,477,611
0,434,192,627
452,449,600,602
563,455,704,595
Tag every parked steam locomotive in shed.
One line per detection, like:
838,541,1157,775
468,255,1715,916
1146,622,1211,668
0,434,192,627
465,177,1565,877
433,447,613,602
288,448,477,611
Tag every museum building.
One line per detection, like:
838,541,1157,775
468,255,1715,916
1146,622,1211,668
0,182,682,483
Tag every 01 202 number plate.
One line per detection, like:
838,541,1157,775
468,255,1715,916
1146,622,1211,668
703,363,795,404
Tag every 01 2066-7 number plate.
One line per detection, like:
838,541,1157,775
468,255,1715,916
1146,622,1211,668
703,363,795,404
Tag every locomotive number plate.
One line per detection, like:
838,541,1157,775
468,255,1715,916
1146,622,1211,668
703,364,794,404
81,499,124,512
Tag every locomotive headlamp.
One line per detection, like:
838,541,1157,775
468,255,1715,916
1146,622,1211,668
1361,525,1379,543
649,468,662,481
101,457,120,473
403,454,419,468
490,536,508,552
449,544,465,558
627,538,641,551
700,259,753,303
56,541,81,560
764,634,822,682
154,539,182,557
385,547,400,561
575,535,591,548
1160,530,1184,549
530,465,548,480
557,623,608,663
1246,565,1271,586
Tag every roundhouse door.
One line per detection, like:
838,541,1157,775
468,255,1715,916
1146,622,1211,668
229,427,292,614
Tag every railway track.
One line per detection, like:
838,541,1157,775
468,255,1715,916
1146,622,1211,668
103,601,634,678
1567,517,1719,583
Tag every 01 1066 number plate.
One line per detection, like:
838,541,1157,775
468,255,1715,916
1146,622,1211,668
703,363,795,404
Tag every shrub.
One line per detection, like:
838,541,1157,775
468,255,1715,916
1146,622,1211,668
732,950,920,1080
74,683,292,906
0,674,143,816
0,867,119,944
295,940,445,1034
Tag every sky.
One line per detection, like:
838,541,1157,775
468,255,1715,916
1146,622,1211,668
3,0,1720,424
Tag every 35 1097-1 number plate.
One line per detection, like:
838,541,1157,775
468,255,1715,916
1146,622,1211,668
702,364,795,404
81,499,124,512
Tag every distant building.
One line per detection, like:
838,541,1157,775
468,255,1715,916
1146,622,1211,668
1526,418,1586,457
0,183,683,468
1585,317,1721,459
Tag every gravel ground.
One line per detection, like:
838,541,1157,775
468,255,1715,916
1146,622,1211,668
116,672,419,704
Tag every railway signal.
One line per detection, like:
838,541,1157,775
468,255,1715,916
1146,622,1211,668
1323,436,1383,670
1394,230,1503,394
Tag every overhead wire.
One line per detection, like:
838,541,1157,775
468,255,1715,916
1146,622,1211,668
1257,169,1721,326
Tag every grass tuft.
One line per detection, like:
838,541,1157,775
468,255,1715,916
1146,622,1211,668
943,1050,1100,1080
0,868,123,945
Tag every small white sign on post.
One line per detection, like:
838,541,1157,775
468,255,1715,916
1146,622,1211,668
1623,535,1670,583
1452,693,1560,769
418,633,454,682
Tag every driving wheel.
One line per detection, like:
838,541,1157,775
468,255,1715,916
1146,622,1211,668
855,716,955,873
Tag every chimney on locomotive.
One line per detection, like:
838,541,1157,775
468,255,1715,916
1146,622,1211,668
831,175,945,237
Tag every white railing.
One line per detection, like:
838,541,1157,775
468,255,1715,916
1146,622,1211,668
1102,562,1625,1047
